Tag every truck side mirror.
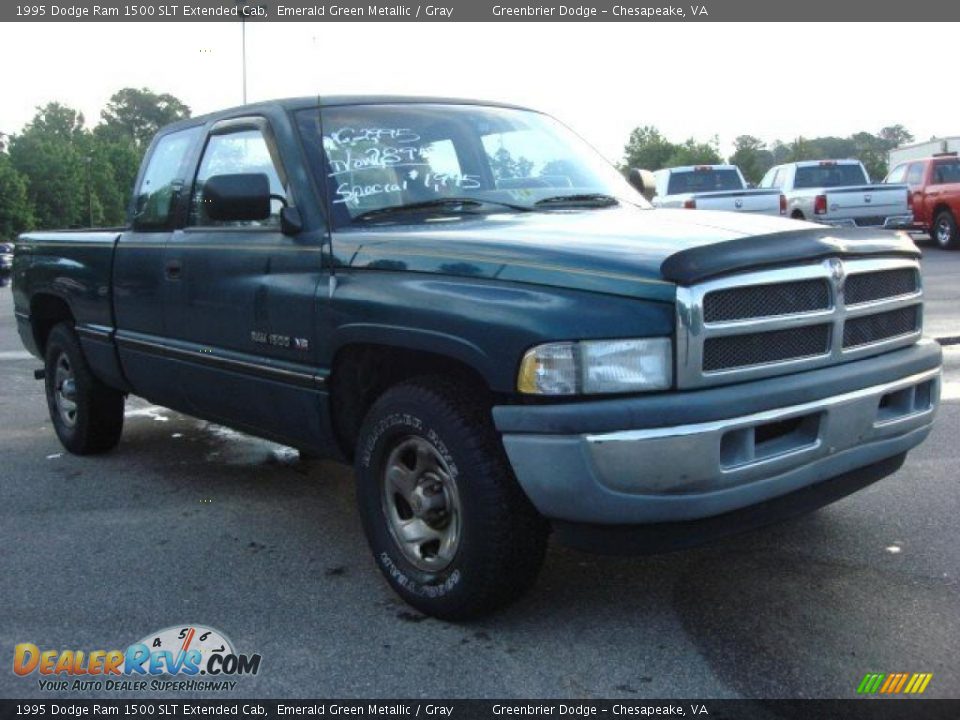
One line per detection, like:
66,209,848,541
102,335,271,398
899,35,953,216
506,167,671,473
628,168,657,201
202,173,271,222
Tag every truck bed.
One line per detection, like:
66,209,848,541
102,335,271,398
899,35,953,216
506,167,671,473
674,188,781,214
822,184,909,226
14,229,125,357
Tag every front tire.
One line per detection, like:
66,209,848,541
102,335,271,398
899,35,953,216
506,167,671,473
44,322,125,454
933,209,958,250
355,376,548,620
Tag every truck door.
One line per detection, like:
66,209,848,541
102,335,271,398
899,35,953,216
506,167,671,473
114,125,202,404
163,116,328,450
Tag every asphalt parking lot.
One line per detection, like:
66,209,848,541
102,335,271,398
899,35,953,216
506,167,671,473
1,240,958,700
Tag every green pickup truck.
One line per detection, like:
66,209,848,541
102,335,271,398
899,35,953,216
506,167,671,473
11,97,942,618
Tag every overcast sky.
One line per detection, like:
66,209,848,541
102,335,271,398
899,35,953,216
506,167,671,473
1,22,955,161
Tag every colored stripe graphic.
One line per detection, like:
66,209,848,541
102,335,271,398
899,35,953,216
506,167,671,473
858,672,932,694
857,674,884,694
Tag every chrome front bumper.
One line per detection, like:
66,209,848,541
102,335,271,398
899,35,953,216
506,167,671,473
500,367,940,525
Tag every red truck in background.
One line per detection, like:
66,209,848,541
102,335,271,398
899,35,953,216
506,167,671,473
885,153,960,249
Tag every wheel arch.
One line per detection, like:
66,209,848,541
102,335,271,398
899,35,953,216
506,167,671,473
328,339,495,461
29,293,75,356
933,203,954,221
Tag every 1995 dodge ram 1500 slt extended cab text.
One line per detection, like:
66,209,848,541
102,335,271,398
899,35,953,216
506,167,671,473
11,97,942,618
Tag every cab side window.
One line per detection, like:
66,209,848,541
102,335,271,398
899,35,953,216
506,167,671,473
132,127,200,229
905,163,925,187
885,164,907,184
190,128,289,228
760,167,782,189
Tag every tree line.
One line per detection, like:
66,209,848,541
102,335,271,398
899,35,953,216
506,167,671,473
0,88,190,241
622,124,915,185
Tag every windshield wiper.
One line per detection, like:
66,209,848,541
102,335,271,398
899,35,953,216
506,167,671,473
533,193,620,209
353,197,530,223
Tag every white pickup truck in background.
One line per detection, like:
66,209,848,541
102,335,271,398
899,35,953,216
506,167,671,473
651,165,784,215
760,160,912,229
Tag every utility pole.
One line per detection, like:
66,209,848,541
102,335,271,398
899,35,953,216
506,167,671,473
86,155,94,228
241,20,247,104
234,0,248,104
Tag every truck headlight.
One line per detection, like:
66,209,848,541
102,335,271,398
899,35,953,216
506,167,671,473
517,338,672,395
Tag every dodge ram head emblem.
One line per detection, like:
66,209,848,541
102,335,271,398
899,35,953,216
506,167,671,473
864,194,872,203
735,198,744,209
828,258,846,296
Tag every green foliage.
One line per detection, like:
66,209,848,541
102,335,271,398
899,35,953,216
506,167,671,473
5,89,190,233
0,153,34,240
623,128,723,172
488,145,534,179
100,88,191,150
9,103,89,229
880,125,914,147
767,128,915,182
664,137,723,168
730,135,774,185
622,126,676,172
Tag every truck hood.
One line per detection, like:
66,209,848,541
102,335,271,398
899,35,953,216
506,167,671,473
334,206,919,301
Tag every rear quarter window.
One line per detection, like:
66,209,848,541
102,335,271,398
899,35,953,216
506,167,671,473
932,160,960,185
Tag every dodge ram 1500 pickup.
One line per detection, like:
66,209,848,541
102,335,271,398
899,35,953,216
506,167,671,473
761,159,913,230
11,97,942,619
651,164,784,216
885,152,960,249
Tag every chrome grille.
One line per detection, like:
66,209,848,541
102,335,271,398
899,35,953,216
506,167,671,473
703,279,830,322
845,268,918,305
676,258,923,389
703,325,831,371
843,306,919,348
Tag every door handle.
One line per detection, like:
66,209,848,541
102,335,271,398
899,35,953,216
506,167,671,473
165,259,182,280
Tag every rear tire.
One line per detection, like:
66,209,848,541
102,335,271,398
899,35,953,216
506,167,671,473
354,376,548,620
933,210,958,250
44,322,125,454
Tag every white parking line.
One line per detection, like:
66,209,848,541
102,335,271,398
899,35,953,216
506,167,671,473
0,350,32,361
942,384,960,401
939,343,960,401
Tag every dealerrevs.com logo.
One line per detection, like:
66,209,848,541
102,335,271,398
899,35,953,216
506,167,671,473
13,625,261,692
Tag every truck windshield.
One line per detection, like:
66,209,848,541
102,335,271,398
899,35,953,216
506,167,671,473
794,164,869,188
296,104,646,224
667,169,743,194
